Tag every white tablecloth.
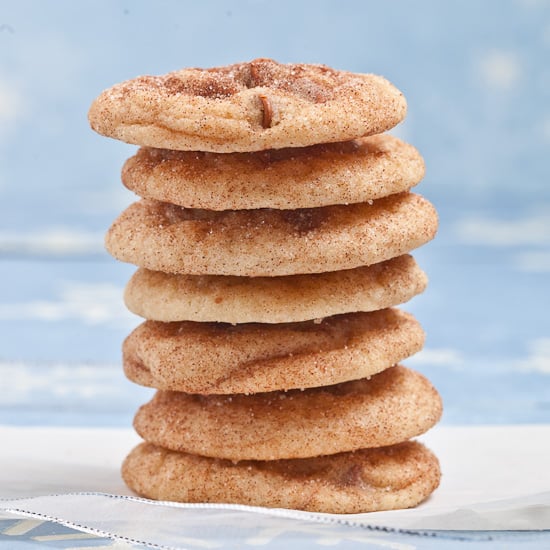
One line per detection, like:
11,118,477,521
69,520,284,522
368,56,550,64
1,424,549,548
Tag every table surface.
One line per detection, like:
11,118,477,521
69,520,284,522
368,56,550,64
1,425,549,549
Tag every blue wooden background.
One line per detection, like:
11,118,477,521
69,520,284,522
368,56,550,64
0,0,549,427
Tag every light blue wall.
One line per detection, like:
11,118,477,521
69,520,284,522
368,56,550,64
0,0,549,425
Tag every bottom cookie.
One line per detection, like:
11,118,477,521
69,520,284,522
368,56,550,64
122,440,440,514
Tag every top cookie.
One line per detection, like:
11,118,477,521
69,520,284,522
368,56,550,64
88,58,407,152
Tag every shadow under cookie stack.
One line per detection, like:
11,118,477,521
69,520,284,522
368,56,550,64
89,58,442,514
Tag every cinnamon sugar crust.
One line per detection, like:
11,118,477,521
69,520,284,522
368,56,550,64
132,366,443,461
105,192,438,276
121,134,425,210
122,440,440,513
123,255,427,324
88,58,407,152
123,308,425,394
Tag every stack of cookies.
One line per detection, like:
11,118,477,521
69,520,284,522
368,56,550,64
89,58,442,514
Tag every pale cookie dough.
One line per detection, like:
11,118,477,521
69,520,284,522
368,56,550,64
123,308,425,394
106,192,438,276
122,440,440,514
121,134,424,210
124,255,427,324
89,58,406,152
133,366,443,461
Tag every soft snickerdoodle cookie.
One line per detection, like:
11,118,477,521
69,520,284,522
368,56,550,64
133,366,442,461
122,440,440,514
123,308,425,394
121,135,424,210
105,193,438,276
124,255,427,324
88,58,406,153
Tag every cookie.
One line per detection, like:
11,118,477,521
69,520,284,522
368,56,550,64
88,58,406,153
122,440,440,514
121,135,425,210
123,308,425,394
123,309,424,394
133,366,442,461
123,308,422,393
106,192,438,276
124,254,427,324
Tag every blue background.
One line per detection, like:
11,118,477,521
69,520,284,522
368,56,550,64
0,0,549,426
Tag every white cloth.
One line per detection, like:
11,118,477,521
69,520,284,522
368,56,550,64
0,424,549,545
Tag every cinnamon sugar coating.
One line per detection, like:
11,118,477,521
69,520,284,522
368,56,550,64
121,134,424,210
89,58,406,152
105,192,438,276
123,255,427,324
133,366,442,461
122,440,440,514
123,308,425,394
